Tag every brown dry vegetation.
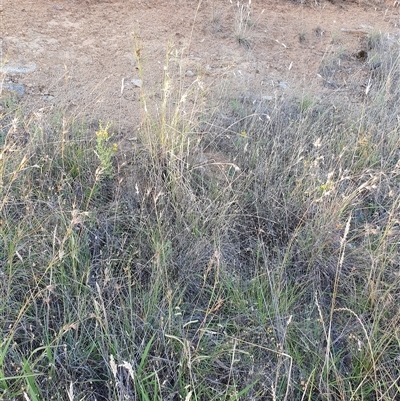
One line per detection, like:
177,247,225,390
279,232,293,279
1,1,400,400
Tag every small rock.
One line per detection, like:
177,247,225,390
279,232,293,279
0,63,37,75
1,82,26,97
131,78,142,88
185,70,195,77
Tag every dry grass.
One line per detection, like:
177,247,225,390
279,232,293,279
0,31,400,401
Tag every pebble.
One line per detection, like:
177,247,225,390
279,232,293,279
0,63,37,75
131,78,142,87
0,82,26,97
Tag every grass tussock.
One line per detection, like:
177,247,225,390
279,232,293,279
1,33,400,401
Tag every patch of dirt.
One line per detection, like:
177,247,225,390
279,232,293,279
1,0,399,134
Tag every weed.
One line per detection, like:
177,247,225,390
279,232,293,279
94,122,117,179
233,0,254,49
299,93,315,112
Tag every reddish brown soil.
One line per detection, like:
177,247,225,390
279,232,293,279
1,0,399,134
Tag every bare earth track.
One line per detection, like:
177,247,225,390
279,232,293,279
1,0,399,133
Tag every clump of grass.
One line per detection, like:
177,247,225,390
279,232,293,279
233,0,254,49
0,31,400,401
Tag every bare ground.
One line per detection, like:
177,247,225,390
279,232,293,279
1,0,399,134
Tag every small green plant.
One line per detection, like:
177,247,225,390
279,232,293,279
299,94,315,112
367,31,384,51
94,122,117,179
